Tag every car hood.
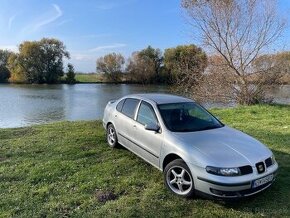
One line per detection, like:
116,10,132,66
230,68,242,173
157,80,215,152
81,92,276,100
172,126,272,167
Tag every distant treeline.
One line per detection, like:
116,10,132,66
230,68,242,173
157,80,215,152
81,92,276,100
0,38,76,84
0,38,289,88
0,38,207,85
96,45,207,84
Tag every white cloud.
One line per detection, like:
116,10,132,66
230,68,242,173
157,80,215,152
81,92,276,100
8,15,16,30
0,45,18,52
89,43,127,52
33,4,63,31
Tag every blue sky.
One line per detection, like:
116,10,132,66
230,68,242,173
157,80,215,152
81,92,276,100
0,0,289,72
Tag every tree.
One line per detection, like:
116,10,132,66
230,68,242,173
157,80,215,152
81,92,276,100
253,52,290,84
7,53,27,83
126,46,163,84
194,54,237,103
65,63,76,84
138,46,163,82
96,53,125,83
126,52,155,84
164,44,207,94
0,50,12,83
8,38,69,84
182,0,285,104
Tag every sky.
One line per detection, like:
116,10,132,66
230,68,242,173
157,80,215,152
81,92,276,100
0,0,290,72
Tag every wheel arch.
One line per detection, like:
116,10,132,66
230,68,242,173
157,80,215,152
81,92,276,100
162,153,184,171
106,122,113,129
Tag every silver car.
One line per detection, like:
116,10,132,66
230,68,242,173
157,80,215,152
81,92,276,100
102,94,278,198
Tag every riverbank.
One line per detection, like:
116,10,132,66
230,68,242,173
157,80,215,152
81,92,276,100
74,73,104,83
74,73,165,84
73,73,290,85
0,104,289,217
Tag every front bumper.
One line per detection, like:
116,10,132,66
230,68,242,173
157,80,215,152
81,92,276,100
190,163,278,198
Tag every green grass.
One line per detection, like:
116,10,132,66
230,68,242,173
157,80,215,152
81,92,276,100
75,73,104,83
0,104,289,217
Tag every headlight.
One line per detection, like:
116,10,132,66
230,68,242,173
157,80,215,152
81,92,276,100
271,155,276,164
206,166,241,176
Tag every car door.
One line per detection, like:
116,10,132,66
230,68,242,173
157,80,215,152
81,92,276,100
131,101,163,168
114,98,140,150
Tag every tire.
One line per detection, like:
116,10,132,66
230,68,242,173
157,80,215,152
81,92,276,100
164,159,195,197
106,124,118,148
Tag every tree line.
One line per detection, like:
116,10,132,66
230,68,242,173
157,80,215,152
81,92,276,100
0,38,76,84
0,39,208,87
96,45,207,85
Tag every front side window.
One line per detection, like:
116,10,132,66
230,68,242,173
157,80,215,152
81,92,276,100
158,102,223,132
137,101,158,126
121,98,140,119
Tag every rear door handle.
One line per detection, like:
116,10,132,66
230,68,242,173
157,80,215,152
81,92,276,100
114,114,117,118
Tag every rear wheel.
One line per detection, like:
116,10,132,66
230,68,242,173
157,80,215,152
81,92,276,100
106,124,118,148
164,159,195,197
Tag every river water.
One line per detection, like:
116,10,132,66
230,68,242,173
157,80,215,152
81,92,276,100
0,84,289,128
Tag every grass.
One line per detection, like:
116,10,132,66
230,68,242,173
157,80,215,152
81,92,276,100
0,104,289,217
75,73,105,83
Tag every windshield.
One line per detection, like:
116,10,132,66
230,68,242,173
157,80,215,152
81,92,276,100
158,102,224,132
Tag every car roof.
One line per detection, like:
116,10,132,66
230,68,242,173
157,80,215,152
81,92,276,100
124,93,193,104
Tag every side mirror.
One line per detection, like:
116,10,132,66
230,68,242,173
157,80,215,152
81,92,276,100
144,122,160,132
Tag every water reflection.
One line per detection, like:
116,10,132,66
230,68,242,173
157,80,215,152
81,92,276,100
0,84,289,128
0,84,170,128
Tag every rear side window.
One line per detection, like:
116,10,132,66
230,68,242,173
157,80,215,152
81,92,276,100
121,98,140,119
116,99,125,112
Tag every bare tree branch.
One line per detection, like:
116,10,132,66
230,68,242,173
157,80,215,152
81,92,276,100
182,0,286,104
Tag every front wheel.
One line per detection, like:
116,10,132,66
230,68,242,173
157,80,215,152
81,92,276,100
164,159,195,197
106,124,118,148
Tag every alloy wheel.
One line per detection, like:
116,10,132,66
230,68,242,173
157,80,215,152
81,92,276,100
166,166,193,195
107,126,116,146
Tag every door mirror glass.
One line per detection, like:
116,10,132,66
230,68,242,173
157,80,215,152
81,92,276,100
145,122,160,132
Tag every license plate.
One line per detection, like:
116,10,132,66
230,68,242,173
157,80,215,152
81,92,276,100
252,174,274,188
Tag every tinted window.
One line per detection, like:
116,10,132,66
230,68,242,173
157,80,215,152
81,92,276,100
121,98,140,119
116,99,125,112
137,102,158,126
158,102,223,132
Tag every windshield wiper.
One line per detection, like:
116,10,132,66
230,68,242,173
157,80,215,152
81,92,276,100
199,125,221,131
173,124,222,132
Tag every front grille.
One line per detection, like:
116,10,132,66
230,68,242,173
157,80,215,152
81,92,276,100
265,157,273,167
256,162,266,174
210,181,273,197
239,182,272,195
239,165,253,175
